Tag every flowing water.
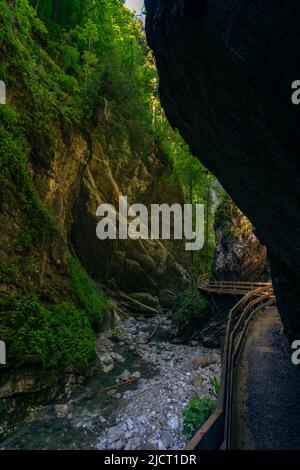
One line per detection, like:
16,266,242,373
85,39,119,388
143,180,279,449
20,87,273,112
0,315,221,450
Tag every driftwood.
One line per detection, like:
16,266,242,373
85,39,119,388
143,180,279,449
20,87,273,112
73,377,138,403
102,377,138,394
146,321,160,344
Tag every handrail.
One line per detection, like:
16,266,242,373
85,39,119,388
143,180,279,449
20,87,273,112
187,282,275,450
198,278,272,296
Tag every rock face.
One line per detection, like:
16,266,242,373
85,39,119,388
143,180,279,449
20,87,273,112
71,135,190,308
0,103,189,310
0,117,87,306
145,0,300,338
0,45,189,424
0,102,190,426
214,195,269,281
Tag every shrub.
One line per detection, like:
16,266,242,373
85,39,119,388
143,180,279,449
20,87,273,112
172,287,208,338
0,294,95,372
183,377,221,440
183,396,217,441
68,254,108,332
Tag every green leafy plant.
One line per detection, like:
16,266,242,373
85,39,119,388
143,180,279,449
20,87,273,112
183,396,217,440
68,254,108,332
211,377,221,399
172,287,208,338
0,294,95,372
182,377,221,440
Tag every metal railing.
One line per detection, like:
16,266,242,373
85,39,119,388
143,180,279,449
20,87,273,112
187,283,275,450
198,276,272,295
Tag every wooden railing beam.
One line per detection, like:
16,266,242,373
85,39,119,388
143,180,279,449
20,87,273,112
188,277,276,450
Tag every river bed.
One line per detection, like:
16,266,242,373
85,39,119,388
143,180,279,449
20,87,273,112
0,314,221,450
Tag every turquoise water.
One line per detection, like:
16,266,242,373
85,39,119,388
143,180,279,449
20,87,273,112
1,348,157,450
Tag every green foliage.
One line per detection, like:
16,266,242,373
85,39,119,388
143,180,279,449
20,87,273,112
183,396,217,440
183,377,220,440
172,287,208,337
211,377,221,399
157,124,220,275
1,262,20,285
214,193,252,241
0,294,95,371
0,1,64,249
0,106,28,186
68,254,108,332
0,105,56,248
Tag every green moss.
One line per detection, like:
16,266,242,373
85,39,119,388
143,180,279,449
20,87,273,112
0,104,56,250
0,106,28,187
0,294,95,372
1,262,20,284
0,1,75,251
68,254,108,332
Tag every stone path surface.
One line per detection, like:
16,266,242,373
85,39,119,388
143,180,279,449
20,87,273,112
232,307,300,450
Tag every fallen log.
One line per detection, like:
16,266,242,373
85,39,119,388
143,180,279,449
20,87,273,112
146,321,160,344
103,377,138,394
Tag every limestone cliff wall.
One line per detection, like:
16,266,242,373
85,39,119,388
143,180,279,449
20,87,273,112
213,196,269,282
71,133,190,309
1,92,189,311
0,79,189,424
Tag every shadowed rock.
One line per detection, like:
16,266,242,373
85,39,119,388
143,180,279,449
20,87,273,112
145,0,300,338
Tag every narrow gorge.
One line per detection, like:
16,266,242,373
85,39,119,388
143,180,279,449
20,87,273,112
1,0,300,454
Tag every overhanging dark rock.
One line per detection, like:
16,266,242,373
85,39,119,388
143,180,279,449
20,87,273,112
145,0,300,338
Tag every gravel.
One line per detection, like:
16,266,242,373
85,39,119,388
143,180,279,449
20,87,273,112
96,314,221,450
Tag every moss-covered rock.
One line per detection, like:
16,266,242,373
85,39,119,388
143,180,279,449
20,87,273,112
213,195,269,281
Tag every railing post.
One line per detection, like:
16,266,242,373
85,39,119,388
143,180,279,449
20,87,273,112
188,281,275,450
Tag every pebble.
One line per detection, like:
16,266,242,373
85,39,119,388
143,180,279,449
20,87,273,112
118,370,131,382
132,371,141,379
103,364,115,374
126,418,134,431
167,417,179,430
96,314,221,451
54,404,70,419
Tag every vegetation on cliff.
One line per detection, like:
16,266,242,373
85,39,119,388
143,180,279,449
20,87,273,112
213,194,268,281
0,0,217,376
0,294,95,371
172,287,208,339
214,194,252,242
68,254,107,333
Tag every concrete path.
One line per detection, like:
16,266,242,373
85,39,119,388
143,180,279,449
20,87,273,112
232,307,300,449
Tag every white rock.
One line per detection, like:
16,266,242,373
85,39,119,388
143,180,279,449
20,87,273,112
126,418,134,431
132,371,141,379
167,417,179,430
103,364,114,374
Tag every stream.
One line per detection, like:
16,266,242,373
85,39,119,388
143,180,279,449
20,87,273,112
0,314,221,450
